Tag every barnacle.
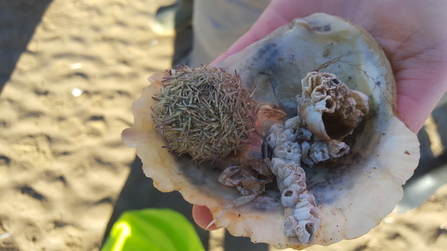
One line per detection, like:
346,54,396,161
298,72,369,141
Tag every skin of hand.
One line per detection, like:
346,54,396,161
194,0,447,230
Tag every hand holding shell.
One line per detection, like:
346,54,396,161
122,13,419,249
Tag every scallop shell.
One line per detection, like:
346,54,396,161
122,13,419,249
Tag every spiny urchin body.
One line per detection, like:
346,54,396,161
152,66,256,162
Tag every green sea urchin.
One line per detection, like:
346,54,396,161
151,66,256,162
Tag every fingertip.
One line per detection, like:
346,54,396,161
192,205,220,230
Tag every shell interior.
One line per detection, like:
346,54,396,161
122,13,420,249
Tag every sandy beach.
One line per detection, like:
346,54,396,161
0,0,446,250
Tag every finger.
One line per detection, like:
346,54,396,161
210,0,355,65
192,205,221,230
395,65,447,133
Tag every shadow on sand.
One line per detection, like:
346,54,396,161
0,0,53,94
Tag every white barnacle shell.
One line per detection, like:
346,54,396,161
267,124,295,149
281,183,305,207
284,116,301,130
284,191,320,244
328,140,350,158
306,139,350,165
277,162,299,181
274,141,301,163
309,139,330,164
298,71,369,141
283,168,306,188
300,141,314,167
270,157,287,176
122,13,419,250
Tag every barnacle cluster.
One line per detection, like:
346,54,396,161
151,66,256,162
263,72,369,243
268,122,320,244
298,72,369,142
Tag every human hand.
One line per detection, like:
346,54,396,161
194,0,447,229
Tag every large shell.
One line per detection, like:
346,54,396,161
122,13,419,249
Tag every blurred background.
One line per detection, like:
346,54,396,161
0,0,446,250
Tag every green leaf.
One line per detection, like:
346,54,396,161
102,208,205,251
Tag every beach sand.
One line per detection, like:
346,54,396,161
0,0,446,250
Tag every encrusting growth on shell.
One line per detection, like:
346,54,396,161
267,120,321,244
298,72,369,141
198,71,369,244
151,68,369,244
262,72,369,243
151,66,257,162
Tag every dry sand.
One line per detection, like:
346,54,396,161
0,0,446,250
0,0,173,250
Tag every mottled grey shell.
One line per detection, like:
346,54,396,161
122,13,419,249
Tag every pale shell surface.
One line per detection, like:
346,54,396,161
122,13,420,249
